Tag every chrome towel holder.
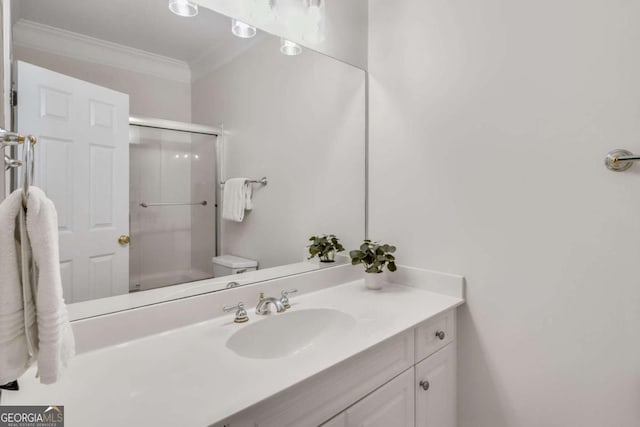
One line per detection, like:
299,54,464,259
605,149,640,172
140,200,208,208
220,177,268,187
1,128,37,206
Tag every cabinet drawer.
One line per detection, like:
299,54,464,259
414,309,455,362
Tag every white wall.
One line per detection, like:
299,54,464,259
369,1,640,426
195,0,368,70
192,37,365,270
13,45,191,122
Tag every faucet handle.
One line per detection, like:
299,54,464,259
223,302,249,323
280,289,298,309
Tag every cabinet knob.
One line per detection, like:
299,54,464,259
419,380,430,391
435,330,445,340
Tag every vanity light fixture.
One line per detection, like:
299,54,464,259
168,0,199,17
280,38,302,56
232,19,257,38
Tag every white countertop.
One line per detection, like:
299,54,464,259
4,280,463,426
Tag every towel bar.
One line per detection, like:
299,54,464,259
605,149,640,171
140,201,208,208
220,177,267,187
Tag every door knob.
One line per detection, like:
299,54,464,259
419,380,430,391
118,235,130,245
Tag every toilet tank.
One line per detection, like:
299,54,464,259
211,255,258,277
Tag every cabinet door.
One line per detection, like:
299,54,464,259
415,343,456,427
345,368,414,427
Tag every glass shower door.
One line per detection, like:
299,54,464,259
129,125,217,291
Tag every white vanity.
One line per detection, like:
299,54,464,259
2,265,464,427
224,305,458,427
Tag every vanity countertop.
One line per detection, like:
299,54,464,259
3,280,464,426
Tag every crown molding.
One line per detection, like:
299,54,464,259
13,19,191,84
190,33,267,82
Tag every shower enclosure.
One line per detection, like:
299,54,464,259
128,119,218,291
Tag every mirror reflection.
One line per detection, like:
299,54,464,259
10,0,365,314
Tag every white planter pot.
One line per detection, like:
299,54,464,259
364,272,386,290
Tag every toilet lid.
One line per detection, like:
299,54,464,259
211,255,258,268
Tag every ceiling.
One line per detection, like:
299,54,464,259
14,0,242,63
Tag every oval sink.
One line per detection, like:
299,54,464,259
226,308,356,359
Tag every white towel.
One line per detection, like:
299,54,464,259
0,190,37,385
222,178,253,222
244,182,253,211
0,187,74,386
26,187,75,384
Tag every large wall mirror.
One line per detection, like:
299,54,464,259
8,0,366,319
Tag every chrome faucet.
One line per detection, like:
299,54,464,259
280,289,298,309
255,292,286,315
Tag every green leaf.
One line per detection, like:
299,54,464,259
388,262,397,272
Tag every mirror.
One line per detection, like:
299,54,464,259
9,0,365,319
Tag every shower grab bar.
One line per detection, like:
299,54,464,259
140,200,208,208
219,177,267,187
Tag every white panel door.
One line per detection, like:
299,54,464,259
415,343,457,427
346,368,415,427
16,61,129,303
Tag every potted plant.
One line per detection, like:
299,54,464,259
308,234,345,263
349,240,397,290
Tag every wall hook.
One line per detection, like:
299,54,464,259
604,149,640,172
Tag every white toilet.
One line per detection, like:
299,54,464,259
211,255,258,277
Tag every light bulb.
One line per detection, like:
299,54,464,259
232,19,257,38
280,38,302,56
168,0,198,17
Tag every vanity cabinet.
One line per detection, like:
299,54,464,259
218,309,456,427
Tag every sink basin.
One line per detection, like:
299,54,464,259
226,308,357,359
